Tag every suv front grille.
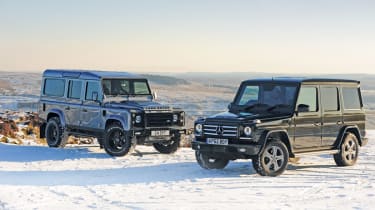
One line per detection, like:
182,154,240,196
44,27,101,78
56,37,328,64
203,125,238,137
144,106,171,112
145,113,173,127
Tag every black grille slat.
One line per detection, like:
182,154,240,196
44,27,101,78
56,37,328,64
146,113,173,127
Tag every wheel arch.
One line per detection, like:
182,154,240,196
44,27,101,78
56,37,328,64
336,125,363,147
105,116,128,130
46,109,66,127
105,118,122,129
39,110,66,138
259,130,294,157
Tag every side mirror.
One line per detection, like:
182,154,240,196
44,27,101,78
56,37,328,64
152,91,158,100
228,102,233,110
297,104,310,113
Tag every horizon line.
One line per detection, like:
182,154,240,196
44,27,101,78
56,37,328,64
0,69,374,76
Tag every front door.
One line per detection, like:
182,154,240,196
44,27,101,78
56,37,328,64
293,86,322,149
80,81,103,130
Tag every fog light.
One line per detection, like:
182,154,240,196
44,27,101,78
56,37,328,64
239,148,246,153
135,115,142,123
173,114,178,122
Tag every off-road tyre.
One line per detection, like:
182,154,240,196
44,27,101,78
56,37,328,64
195,151,229,169
334,132,359,166
253,140,289,176
153,134,181,154
45,117,68,148
103,123,134,157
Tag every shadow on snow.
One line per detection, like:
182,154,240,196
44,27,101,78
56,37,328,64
0,143,109,162
0,162,254,186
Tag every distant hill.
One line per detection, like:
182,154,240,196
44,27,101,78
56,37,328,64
141,74,190,86
169,72,375,89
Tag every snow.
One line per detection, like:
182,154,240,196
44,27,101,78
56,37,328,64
1,132,375,210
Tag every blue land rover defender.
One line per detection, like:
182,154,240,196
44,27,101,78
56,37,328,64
39,69,185,156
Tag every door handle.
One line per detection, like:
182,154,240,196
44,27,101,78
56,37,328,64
65,106,70,110
82,109,88,112
313,122,321,126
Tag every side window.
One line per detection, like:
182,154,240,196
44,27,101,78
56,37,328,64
86,81,100,101
342,87,361,110
44,78,65,97
321,87,339,112
297,87,318,112
67,80,82,99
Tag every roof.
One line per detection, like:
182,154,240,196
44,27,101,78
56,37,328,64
43,69,145,80
242,77,360,84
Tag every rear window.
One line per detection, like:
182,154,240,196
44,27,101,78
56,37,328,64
44,78,65,97
342,87,361,110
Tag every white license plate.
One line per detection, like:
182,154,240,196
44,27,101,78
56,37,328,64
151,130,170,136
206,138,228,145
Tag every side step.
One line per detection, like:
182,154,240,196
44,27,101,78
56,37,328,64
295,149,339,157
66,131,97,138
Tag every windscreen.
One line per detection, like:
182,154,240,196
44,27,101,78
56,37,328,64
234,83,298,113
102,79,151,96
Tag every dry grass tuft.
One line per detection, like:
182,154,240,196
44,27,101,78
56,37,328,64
0,136,8,143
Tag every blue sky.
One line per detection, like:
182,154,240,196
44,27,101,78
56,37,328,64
0,0,374,73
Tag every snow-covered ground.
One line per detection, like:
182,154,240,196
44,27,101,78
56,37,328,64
0,132,374,210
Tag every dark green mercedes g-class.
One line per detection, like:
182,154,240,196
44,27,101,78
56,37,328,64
192,78,367,176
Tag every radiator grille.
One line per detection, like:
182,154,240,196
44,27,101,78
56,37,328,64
203,124,238,137
145,113,173,127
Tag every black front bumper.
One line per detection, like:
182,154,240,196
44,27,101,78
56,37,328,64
192,140,261,156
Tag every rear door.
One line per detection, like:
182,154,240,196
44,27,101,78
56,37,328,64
65,79,83,127
40,78,67,121
293,85,322,149
341,85,365,132
320,85,343,147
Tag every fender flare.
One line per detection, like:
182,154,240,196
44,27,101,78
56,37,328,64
40,110,66,139
258,129,293,156
47,109,66,127
105,115,130,131
336,125,362,148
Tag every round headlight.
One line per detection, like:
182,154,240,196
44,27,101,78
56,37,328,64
135,115,142,123
244,126,252,136
195,124,203,133
173,114,178,122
